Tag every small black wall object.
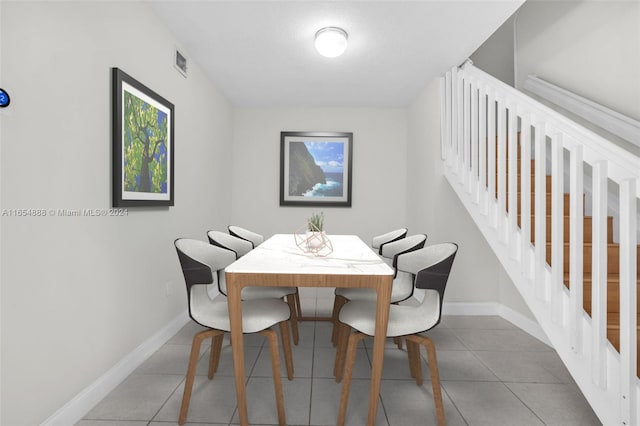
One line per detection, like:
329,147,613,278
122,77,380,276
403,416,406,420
0,88,10,108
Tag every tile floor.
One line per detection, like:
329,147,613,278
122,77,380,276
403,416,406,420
78,288,601,425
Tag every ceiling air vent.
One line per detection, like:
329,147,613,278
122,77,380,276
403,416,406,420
174,49,187,77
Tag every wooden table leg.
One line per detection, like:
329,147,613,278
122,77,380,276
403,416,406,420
367,276,392,425
227,273,249,426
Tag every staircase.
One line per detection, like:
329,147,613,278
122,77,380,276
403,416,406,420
442,62,639,425
504,141,640,375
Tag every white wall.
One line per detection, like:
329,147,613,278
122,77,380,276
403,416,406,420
230,108,407,245
516,0,640,121
405,78,529,309
0,2,233,424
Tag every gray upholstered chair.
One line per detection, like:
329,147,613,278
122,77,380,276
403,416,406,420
334,243,458,426
207,230,300,344
330,234,427,346
228,225,303,320
228,225,265,248
371,227,408,256
208,230,253,258
174,238,294,426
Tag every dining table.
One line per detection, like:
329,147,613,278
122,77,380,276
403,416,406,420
225,233,394,426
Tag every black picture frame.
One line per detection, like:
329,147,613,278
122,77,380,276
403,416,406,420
280,131,353,207
112,68,175,207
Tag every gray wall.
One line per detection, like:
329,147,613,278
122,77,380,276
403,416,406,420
470,14,516,87
470,1,640,122
0,2,233,424
515,0,640,121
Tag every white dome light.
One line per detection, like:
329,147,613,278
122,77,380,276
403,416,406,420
314,27,348,58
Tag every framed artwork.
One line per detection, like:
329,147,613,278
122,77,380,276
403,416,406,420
112,68,174,207
280,131,353,207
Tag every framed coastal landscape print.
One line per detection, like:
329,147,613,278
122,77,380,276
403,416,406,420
112,68,174,207
280,131,353,207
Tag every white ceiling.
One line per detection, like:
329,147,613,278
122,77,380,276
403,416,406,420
150,1,524,108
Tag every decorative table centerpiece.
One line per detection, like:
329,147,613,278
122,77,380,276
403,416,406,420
294,212,333,256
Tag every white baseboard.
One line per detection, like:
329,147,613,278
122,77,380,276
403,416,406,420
41,311,190,426
442,301,552,346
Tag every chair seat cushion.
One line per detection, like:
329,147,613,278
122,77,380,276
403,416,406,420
338,290,440,337
192,296,291,333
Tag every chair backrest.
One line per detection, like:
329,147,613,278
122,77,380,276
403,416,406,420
228,225,264,248
174,238,236,321
207,230,253,258
371,228,408,254
397,243,458,324
380,234,427,272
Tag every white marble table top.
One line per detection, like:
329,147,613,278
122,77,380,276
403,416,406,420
225,234,394,276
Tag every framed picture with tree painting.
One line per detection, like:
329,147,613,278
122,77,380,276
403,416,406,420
112,68,174,207
280,131,353,207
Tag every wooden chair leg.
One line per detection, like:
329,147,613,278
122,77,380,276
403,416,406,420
286,294,300,345
259,329,287,426
294,289,303,318
180,329,221,426
330,295,348,346
406,338,417,378
279,321,295,380
394,336,404,350
333,322,350,381
208,333,224,379
406,339,423,385
337,332,367,426
407,334,445,426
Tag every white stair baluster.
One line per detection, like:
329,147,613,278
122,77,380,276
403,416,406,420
487,91,497,228
471,78,479,202
551,133,565,324
591,160,608,388
508,104,519,258
619,177,638,426
534,121,548,301
569,143,584,353
479,85,488,215
520,114,533,279
497,98,507,242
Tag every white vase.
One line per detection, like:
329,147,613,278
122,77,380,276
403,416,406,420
306,231,325,249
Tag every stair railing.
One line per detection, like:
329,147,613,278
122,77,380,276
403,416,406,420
442,61,639,425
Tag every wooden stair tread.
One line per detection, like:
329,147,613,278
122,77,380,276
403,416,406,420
563,272,640,284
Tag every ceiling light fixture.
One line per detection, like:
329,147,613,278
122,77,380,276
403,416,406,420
314,27,348,58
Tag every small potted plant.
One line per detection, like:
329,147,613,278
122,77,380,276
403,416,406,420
308,211,324,233
306,212,325,248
